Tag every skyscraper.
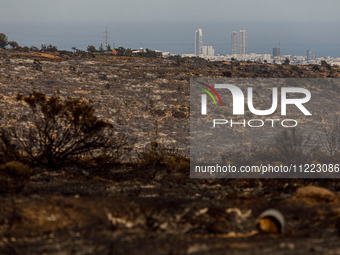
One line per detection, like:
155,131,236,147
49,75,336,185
239,30,246,55
307,49,312,62
195,29,203,56
273,47,280,57
231,31,238,55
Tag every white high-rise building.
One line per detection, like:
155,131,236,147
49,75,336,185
307,49,313,62
231,31,238,55
202,46,214,57
239,30,247,55
195,29,203,56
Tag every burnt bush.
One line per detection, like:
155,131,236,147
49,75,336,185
137,141,188,170
0,91,128,169
222,71,232,77
271,129,311,163
124,96,189,182
319,115,340,157
253,129,315,164
136,111,189,174
0,161,32,193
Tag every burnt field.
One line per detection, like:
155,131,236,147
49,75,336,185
0,51,340,254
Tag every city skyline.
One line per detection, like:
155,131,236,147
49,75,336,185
189,28,340,66
195,28,323,60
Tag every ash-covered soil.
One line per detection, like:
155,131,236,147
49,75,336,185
2,170,340,255
0,51,340,254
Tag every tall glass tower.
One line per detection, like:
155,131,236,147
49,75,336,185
195,29,203,56
239,30,247,55
231,31,238,55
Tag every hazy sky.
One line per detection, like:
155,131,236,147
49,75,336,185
1,0,340,56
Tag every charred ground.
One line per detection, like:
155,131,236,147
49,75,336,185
0,51,340,254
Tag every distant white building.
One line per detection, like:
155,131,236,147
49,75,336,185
202,46,214,57
195,29,203,56
231,31,238,55
239,30,247,55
